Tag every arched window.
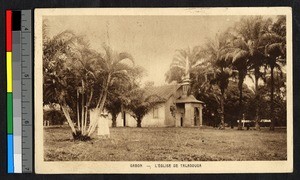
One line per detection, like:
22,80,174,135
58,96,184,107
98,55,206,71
153,107,159,118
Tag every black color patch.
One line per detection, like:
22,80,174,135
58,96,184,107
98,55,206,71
12,11,21,31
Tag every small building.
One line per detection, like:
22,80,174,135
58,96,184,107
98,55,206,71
113,78,204,127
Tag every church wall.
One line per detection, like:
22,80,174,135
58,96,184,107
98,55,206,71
124,114,137,127
113,103,166,127
111,103,203,127
164,96,176,126
199,104,203,126
184,103,194,127
175,103,185,127
111,112,136,127
141,103,166,127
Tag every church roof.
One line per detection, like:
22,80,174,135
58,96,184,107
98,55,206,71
145,84,204,104
145,84,180,102
176,95,204,104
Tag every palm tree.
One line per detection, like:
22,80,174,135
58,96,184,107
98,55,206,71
105,70,142,127
87,44,135,136
248,58,266,130
259,16,286,131
105,97,122,127
210,67,233,129
165,46,206,84
228,16,271,130
203,34,234,129
126,89,162,127
230,40,250,130
43,30,99,140
43,30,136,139
232,16,271,130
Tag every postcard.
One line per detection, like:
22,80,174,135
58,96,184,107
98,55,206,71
34,7,293,173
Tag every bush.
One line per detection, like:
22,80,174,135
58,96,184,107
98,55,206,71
44,110,65,125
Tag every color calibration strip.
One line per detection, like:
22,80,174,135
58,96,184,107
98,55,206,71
6,10,14,173
6,10,33,173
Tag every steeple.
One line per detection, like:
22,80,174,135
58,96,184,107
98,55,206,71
181,56,191,98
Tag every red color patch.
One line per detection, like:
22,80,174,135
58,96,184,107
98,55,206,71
6,10,12,51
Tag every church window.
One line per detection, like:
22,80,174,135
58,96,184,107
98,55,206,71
153,107,159,118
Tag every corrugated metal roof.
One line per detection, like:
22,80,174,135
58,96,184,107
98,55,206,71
176,95,204,104
145,84,180,102
145,84,204,104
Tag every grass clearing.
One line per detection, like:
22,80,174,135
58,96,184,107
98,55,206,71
44,126,287,161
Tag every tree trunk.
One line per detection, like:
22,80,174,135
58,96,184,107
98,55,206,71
88,74,111,136
220,90,225,130
84,106,88,135
112,114,117,127
81,92,85,134
61,100,91,141
270,67,275,131
137,118,142,128
254,73,260,130
76,90,80,131
87,109,99,136
61,105,77,134
96,74,111,110
237,76,243,130
85,89,93,133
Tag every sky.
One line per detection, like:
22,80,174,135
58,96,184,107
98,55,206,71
45,15,263,86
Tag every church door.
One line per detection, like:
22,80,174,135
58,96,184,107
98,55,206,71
194,107,200,126
180,117,183,127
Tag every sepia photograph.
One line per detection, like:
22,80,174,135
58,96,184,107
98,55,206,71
34,8,293,173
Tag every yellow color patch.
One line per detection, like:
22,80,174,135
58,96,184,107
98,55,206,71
6,52,12,92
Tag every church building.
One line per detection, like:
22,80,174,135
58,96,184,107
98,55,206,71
113,77,204,127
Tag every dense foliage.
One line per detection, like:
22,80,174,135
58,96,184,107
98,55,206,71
166,15,287,130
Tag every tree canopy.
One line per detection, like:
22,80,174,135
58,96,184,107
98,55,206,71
167,15,287,130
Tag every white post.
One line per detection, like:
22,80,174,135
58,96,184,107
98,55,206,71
199,106,203,127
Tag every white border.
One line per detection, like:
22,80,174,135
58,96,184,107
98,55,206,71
34,7,293,174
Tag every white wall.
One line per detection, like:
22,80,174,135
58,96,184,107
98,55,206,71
141,103,165,127
113,103,166,127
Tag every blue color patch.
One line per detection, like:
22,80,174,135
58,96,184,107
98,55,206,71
7,134,14,173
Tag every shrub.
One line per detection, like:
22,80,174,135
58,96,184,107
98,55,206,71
44,110,65,125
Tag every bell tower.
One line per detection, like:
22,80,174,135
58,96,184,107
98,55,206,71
175,56,204,127
181,56,191,97
181,77,191,98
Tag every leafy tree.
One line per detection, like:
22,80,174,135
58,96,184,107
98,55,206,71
263,70,287,126
230,43,249,129
224,81,254,127
43,27,136,139
105,66,144,127
202,33,235,129
43,30,95,139
193,83,220,127
105,95,122,128
194,80,254,128
43,108,65,126
259,15,286,130
126,89,162,127
77,44,135,137
227,16,268,130
210,68,234,129
234,16,272,130
165,46,207,84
